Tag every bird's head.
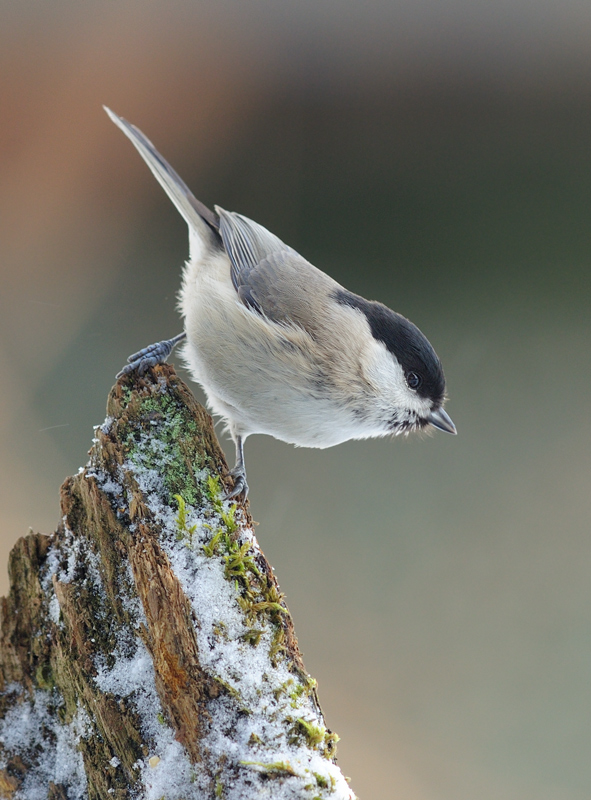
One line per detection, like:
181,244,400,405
335,290,456,437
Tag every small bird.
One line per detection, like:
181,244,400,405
106,108,456,499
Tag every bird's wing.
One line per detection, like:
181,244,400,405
216,207,336,328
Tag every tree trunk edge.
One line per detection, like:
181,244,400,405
0,365,355,800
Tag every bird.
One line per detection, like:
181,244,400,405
105,107,456,500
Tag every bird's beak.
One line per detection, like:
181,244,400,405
429,407,457,435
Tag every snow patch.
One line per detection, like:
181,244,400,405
0,690,87,800
0,400,354,799
87,420,356,800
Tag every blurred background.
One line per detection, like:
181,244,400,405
2,1,591,797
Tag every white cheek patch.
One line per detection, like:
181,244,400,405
365,340,432,418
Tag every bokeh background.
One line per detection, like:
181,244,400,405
2,1,591,797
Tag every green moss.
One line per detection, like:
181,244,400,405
323,731,340,759
224,540,261,582
215,776,224,797
273,678,294,701
203,455,294,672
173,494,197,543
285,675,318,707
212,621,229,640
202,486,239,560
292,718,325,748
215,678,242,701
34,661,55,691
268,625,286,665
219,505,238,534
241,629,264,646
214,678,251,716
240,761,298,777
203,525,287,643
206,476,238,532
237,575,287,624
203,529,224,557
206,475,224,511
311,772,336,792
206,474,222,504
313,773,329,789
287,718,339,758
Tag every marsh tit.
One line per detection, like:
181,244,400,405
106,108,456,499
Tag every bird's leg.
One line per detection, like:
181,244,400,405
116,332,187,378
226,434,249,500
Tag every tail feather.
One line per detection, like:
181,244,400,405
104,106,219,235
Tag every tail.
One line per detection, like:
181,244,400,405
104,107,219,236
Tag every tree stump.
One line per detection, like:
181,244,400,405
0,366,356,800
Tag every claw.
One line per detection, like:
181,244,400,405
226,467,249,501
225,434,249,500
116,333,186,379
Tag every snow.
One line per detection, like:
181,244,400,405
48,593,61,624
87,418,355,799
0,392,356,800
94,645,154,698
93,632,198,800
0,689,87,800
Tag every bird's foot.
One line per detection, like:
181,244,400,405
116,333,185,379
226,466,249,501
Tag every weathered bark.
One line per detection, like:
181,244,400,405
0,366,355,800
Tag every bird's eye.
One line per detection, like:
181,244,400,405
406,372,422,390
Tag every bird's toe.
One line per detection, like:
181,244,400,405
116,338,178,379
226,468,249,501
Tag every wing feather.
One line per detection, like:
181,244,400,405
216,207,336,326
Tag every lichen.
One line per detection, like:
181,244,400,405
0,367,354,800
114,388,210,508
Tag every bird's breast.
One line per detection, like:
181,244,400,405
178,254,388,447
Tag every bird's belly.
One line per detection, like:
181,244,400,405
209,381,370,448
179,265,386,447
186,340,365,447
184,312,374,448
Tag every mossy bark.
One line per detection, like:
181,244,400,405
0,366,350,800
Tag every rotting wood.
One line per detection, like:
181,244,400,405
0,365,355,800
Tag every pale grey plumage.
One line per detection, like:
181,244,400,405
218,207,336,328
106,107,456,500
